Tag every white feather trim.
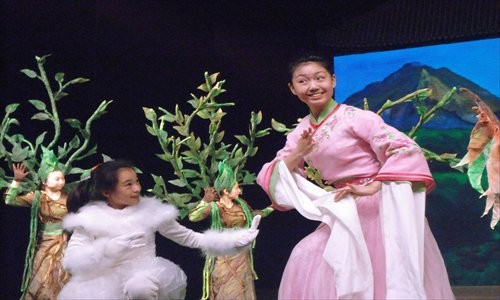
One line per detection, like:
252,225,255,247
200,228,253,257
63,197,179,236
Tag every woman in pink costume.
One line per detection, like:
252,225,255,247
257,55,454,299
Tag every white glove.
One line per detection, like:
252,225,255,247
158,215,261,257
199,215,261,256
235,215,261,247
104,232,146,258
123,270,160,300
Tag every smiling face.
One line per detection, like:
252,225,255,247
103,167,141,209
288,61,336,117
44,170,65,192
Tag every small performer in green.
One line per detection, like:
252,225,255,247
1,54,112,300
189,161,273,300
4,149,70,300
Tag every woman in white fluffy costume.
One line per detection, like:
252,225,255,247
58,160,260,300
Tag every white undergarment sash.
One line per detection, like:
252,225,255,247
273,161,374,299
381,182,426,299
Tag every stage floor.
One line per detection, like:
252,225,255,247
453,286,500,300
256,286,500,299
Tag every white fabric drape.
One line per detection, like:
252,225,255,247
274,161,373,299
273,161,430,299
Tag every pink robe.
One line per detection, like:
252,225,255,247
257,104,454,299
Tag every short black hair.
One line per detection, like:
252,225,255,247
288,53,334,81
67,159,136,213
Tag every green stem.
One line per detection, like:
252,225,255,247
0,113,12,151
407,87,456,138
421,147,460,164
206,119,222,182
376,88,430,115
171,140,195,194
37,61,60,149
64,100,112,169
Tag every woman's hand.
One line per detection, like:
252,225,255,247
284,128,315,171
333,180,382,201
296,128,315,156
104,232,146,258
12,163,29,182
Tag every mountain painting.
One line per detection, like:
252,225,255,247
334,38,500,286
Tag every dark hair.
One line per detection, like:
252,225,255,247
288,54,333,81
67,160,136,213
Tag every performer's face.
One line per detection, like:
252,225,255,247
227,183,242,200
44,170,65,192
104,167,141,209
288,62,336,116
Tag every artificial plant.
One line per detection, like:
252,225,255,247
0,54,112,296
1,54,112,190
454,88,499,229
144,72,270,218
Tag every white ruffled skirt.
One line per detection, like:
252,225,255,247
58,256,187,300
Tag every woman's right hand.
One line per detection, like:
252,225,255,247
12,163,29,182
295,127,315,156
284,128,315,171
104,232,146,258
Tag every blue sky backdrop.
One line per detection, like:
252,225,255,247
334,38,500,103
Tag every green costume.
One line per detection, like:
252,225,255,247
189,161,273,300
4,149,70,300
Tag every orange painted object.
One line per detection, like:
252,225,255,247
483,126,500,229
467,107,495,163
460,87,499,229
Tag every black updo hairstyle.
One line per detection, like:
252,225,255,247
67,159,136,213
288,53,334,82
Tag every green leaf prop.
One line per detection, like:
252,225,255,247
144,72,270,217
0,54,112,297
467,149,488,195
1,54,112,191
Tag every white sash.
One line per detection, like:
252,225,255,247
273,161,374,299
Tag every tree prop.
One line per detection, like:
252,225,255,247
0,54,112,190
144,72,270,218
454,88,499,229
0,54,112,296
272,87,460,189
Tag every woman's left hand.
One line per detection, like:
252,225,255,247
333,181,382,201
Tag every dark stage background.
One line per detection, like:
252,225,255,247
1,1,499,299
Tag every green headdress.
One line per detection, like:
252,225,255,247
38,147,63,181
213,160,236,194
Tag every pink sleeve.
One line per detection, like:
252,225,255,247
351,110,435,192
257,127,306,211
256,160,276,196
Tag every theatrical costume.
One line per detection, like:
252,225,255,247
257,101,455,299
4,188,70,300
59,197,255,300
190,198,271,300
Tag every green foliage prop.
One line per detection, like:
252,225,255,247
1,54,112,297
144,72,270,217
0,54,112,191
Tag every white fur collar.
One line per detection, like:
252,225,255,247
63,197,179,236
